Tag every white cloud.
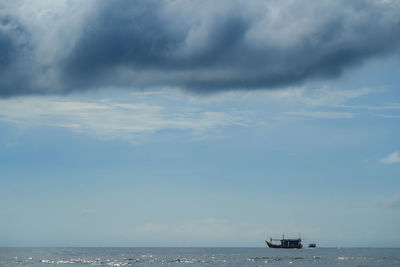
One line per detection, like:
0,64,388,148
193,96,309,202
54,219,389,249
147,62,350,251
272,87,400,121
386,195,400,208
0,96,244,142
379,194,400,208
380,151,400,164
342,103,400,111
300,87,377,107
376,114,400,119
0,87,396,144
283,110,355,120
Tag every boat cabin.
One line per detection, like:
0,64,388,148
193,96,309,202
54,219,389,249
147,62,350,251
281,239,301,247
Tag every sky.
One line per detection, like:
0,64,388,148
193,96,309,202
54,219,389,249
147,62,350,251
0,0,400,247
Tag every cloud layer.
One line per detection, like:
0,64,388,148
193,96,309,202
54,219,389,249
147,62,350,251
0,95,244,142
380,151,400,164
1,86,398,143
1,0,400,96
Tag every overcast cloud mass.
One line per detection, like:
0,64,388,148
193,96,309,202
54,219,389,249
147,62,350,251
0,0,400,96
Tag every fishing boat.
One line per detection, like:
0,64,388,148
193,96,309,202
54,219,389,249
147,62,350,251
265,234,303,249
308,243,316,248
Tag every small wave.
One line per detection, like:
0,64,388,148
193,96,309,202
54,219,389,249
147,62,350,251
252,256,306,262
124,257,141,263
252,256,281,261
250,255,323,264
167,258,206,264
337,256,368,261
140,254,153,258
39,258,135,266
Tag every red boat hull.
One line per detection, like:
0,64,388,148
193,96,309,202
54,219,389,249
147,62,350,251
265,240,302,249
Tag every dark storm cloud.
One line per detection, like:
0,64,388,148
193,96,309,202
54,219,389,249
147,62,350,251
63,1,183,81
0,14,34,96
0,18,16,70
1,0,400,96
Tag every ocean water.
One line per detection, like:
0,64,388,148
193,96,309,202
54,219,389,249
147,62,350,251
0,247,399,267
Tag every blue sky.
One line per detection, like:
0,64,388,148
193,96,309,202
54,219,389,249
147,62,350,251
1,0,400,247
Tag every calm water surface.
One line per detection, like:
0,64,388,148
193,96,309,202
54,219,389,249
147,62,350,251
1,247,399,266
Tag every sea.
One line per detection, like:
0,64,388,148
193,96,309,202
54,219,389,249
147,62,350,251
1,247,399,267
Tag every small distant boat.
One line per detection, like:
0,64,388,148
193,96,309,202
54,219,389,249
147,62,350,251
308,243,316,248
265,234,303,249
